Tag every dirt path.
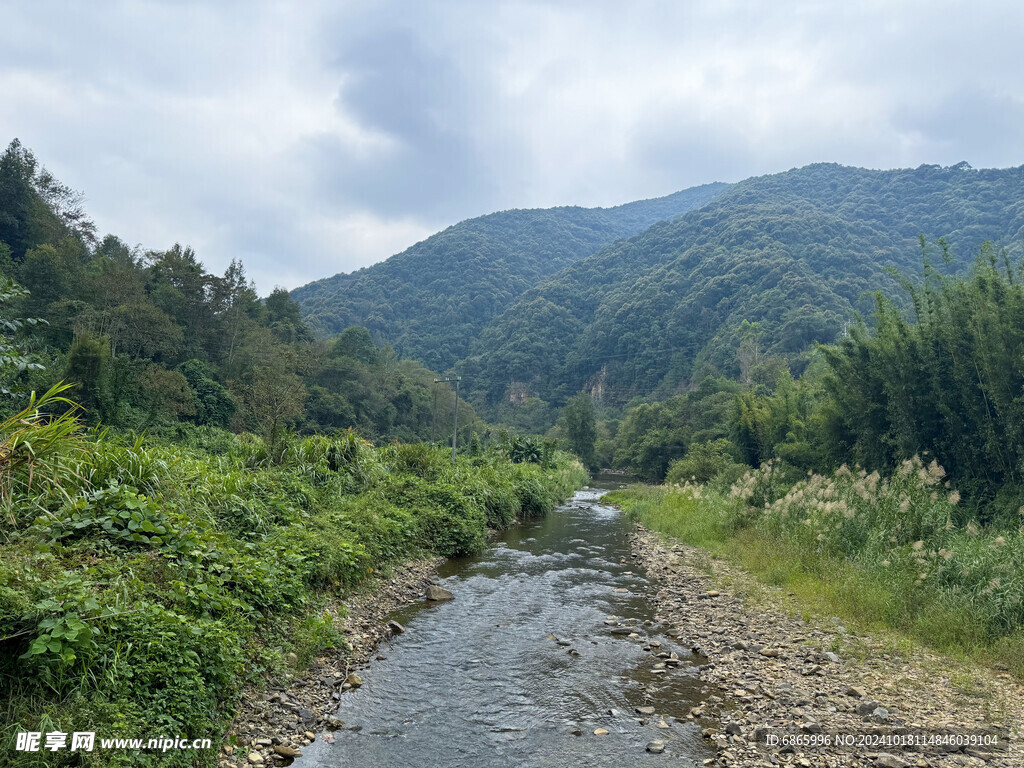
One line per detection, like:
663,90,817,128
630,526,1024,768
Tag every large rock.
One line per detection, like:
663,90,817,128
273,746,302,758
346,673,364,688
646,740,666,753
425,585,454,601
387,620,406,635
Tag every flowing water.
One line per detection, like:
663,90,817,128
294,477,711,767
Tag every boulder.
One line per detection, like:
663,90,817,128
425,585,454,601
387,620,406,635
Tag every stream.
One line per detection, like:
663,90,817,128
293,477,711,767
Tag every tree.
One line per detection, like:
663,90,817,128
140,365,195,424
0,139,95,259
0,140,38,259
560,392,597,469
217,259,261,368
63,333,112,419
245,348,307,459
736,320,765,386
332,326,377,364
178,360,236,428
265,288,310,344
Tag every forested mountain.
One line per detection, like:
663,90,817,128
291,183,728,370
462,162,1024,409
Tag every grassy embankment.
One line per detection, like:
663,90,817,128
607,458,1024,679
0,388,587,767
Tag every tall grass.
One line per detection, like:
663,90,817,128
608,457,1024,679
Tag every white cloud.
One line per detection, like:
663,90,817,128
1,1,1023,292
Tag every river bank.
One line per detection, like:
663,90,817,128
219,558,443,767
628,525,1024,768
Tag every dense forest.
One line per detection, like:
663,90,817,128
0,139,483,450
460,163,1024,410
292,183,728,371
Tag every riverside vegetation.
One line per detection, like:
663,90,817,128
606,249,1024,681
598,244,1024,684
0,405,585,767
0,138,587,766
608,459,1024,679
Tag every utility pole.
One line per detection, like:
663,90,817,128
430,380,439,445
433,376,463,462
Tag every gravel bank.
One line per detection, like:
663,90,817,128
218,558,443,767
630,526,1023,768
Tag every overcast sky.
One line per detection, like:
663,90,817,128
2,1,1023,293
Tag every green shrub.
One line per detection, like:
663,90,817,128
0,427,585,762
665,439,742,485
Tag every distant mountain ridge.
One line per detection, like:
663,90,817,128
460,162,1024,407
291,182,729,370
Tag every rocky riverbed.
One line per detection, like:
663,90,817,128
217,558,442,768
629,526,1024,768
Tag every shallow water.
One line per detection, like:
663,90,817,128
293,479,710,767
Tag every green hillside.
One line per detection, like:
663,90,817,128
291,183,728,370
463,162,1024,408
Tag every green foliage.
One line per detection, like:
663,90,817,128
820,248,1024,513
507,434,543,465
0,403,585,761
665,439,742,485
0,277,46,396
559,392,597,469
611,456,1024,676
465,163,1024,410
612,376,739,481
293,184,727,371
0,382,85,529
179,360,236,428
0,141,478,446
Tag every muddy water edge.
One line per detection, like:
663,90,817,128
286,476,712,767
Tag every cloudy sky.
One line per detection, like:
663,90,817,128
2,1,1022,293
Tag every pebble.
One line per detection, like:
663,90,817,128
594,728,609,735
626,526,1022,768
646,740,666,753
